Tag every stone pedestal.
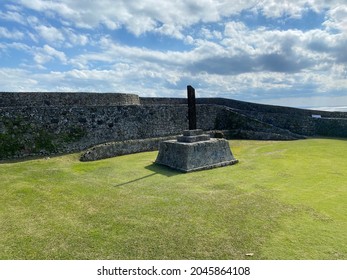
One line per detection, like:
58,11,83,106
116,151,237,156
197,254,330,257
155,129,238,172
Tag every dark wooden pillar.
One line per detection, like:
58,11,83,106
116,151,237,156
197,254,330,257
187,85,197,130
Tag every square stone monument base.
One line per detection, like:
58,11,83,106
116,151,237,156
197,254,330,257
155,129,238,172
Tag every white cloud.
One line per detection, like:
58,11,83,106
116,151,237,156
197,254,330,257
200,27,222,40
2,0,347,108
18,0,78,19
224,21,247,37
63,28,89,47
33,45,67,65
254,0,342,18
126,16,158,36
44,45,67,63
35,25,65,44
33,25,90,48
323,5,347,33
27,15,40,26
67,16,346,96
2,42,31,52
154,24,185,40
0,27,25,40
17,0,341,37
255,0,309,18
0,68,38,91
16,0,220,36
0,10,26,24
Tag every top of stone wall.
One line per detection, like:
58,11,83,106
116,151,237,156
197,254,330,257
140,97,347,118
0,92,140,107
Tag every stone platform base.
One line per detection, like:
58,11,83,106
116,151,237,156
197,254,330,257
155,130,238,172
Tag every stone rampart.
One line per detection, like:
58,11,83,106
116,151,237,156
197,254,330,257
0,92,140,107
314,118,347,137
141,97,347,137
0,104,186,159
1,92,347,160
0,102,300,160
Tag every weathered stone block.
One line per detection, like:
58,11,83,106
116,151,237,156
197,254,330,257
176,134,210,143
183,129,203,136
155,138,238,172
177,129,210,143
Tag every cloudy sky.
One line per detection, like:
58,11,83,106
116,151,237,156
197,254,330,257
1,0,347,109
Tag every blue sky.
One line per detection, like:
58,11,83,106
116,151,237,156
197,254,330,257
0,0,347,110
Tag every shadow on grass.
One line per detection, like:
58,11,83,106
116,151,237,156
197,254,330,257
145,162,182,177
113,163,181,187
113,173,158,187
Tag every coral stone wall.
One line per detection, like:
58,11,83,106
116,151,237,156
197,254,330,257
0,92,140,107
1,92,347,160
142,97,347,137
0,104,185,158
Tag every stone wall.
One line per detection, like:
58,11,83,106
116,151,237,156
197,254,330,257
142,97,347,137
198,98,347,137
0,102,302,160
0,92,140,107
80,136,178,161
1,92,347,160
0,104,186,159
314,118,347,137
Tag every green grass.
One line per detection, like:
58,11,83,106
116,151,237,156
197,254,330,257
0,138,346,260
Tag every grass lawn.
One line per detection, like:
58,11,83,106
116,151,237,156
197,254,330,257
0,138,346,260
